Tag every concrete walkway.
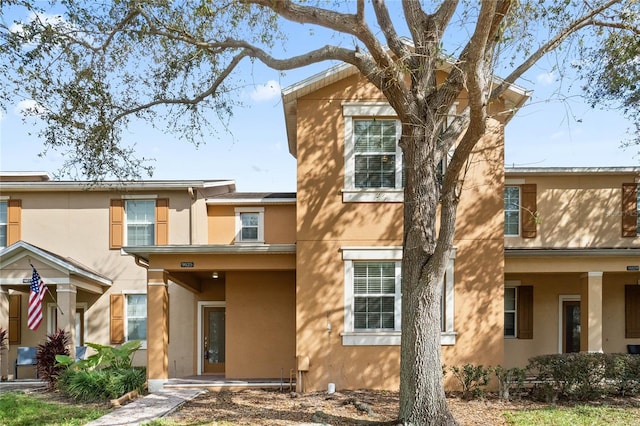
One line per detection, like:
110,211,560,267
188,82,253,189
85,388,205,426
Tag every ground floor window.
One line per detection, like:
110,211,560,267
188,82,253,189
342,247,456,346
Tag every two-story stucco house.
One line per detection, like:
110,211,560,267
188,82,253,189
0,63,638,393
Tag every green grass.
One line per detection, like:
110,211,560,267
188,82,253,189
0,391,108,426
504,404,640,425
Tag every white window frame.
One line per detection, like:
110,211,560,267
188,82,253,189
124,291,147,348
504,185,521,237
123,197,156,246
0,200,7,248
504,286,518,338
341,246,456,346
343,103,403,202
636,187,640,235
234,207,265,244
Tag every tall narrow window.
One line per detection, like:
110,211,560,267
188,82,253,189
354,120,398,189
126,294,147,342
240,213,259,241
504,186,520,236
504,287,517,337
125,200,155,245
0,201,7,248
353,262,397,330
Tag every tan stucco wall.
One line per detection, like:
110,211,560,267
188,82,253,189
225,271,296,379
505,174,640,248
503,272,640,368
0,188,196,372
294,74,506,391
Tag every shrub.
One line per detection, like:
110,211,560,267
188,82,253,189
56,340,145,402
603,353,640,396
494,366,527,401
450,364,491,400
36,329,70,389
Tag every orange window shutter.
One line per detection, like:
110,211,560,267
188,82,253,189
156,199,169,245
521,184,537,239
8,294,21,345
110,199,124,249
621,183,638,238
517,286,534,339
7,199,21,245
110,294,125,344
625,285,640,339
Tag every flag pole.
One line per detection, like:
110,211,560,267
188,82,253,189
29,262,64,316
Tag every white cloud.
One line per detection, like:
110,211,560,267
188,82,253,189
249,80,281,102
15,99,47,116
536,72,555,85
10,11,65,34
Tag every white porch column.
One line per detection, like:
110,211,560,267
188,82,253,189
580,272,603,353
0,287,9,379
56,284,77,359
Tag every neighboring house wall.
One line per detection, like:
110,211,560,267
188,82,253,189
504,171,640,368
294,73,507,391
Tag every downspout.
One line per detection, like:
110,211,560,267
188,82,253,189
134,255,149,269
188,187,196,245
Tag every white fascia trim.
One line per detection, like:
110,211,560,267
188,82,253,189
0,196,9,201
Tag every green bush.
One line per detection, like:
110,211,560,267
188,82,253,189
494,365,526,401
527,352,640,401
450,364,491,400
56,340,145,402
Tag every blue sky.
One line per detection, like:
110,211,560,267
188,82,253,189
1,5,637,192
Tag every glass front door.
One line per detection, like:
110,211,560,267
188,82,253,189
203,307,225,374
563,301,581,353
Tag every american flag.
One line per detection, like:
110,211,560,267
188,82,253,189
27,266,47,331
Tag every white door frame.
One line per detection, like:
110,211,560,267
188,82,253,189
558,295,580,354
196,301,226,375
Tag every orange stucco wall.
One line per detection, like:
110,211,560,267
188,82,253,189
207,204,296,244
225,271,296,379
294,73,506,391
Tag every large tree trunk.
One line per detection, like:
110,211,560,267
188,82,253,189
398,121,458,425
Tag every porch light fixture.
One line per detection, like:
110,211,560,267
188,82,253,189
212,272,219,279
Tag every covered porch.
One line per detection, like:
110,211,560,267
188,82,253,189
504,247,640,368
0,241,112,380
123,244,297,392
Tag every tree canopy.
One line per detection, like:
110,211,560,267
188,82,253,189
1,1,638,424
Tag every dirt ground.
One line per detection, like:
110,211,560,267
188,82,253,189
163,388,630,425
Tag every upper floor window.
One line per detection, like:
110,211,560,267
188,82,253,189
235,207,264,244
504,186,520,236
125,200,155,246
0,201,7,248
343,103,403,202
354,120,398,189
504,183,537,238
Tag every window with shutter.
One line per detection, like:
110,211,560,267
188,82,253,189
110,294,125,344
0,199,22,247
504,286,533,339
110,198,168,248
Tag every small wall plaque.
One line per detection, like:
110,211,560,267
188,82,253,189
180,261,195,268
627,266,639,271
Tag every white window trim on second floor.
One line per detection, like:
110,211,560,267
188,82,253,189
341,246,456,346
234,207,265,244
343,102,404,203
